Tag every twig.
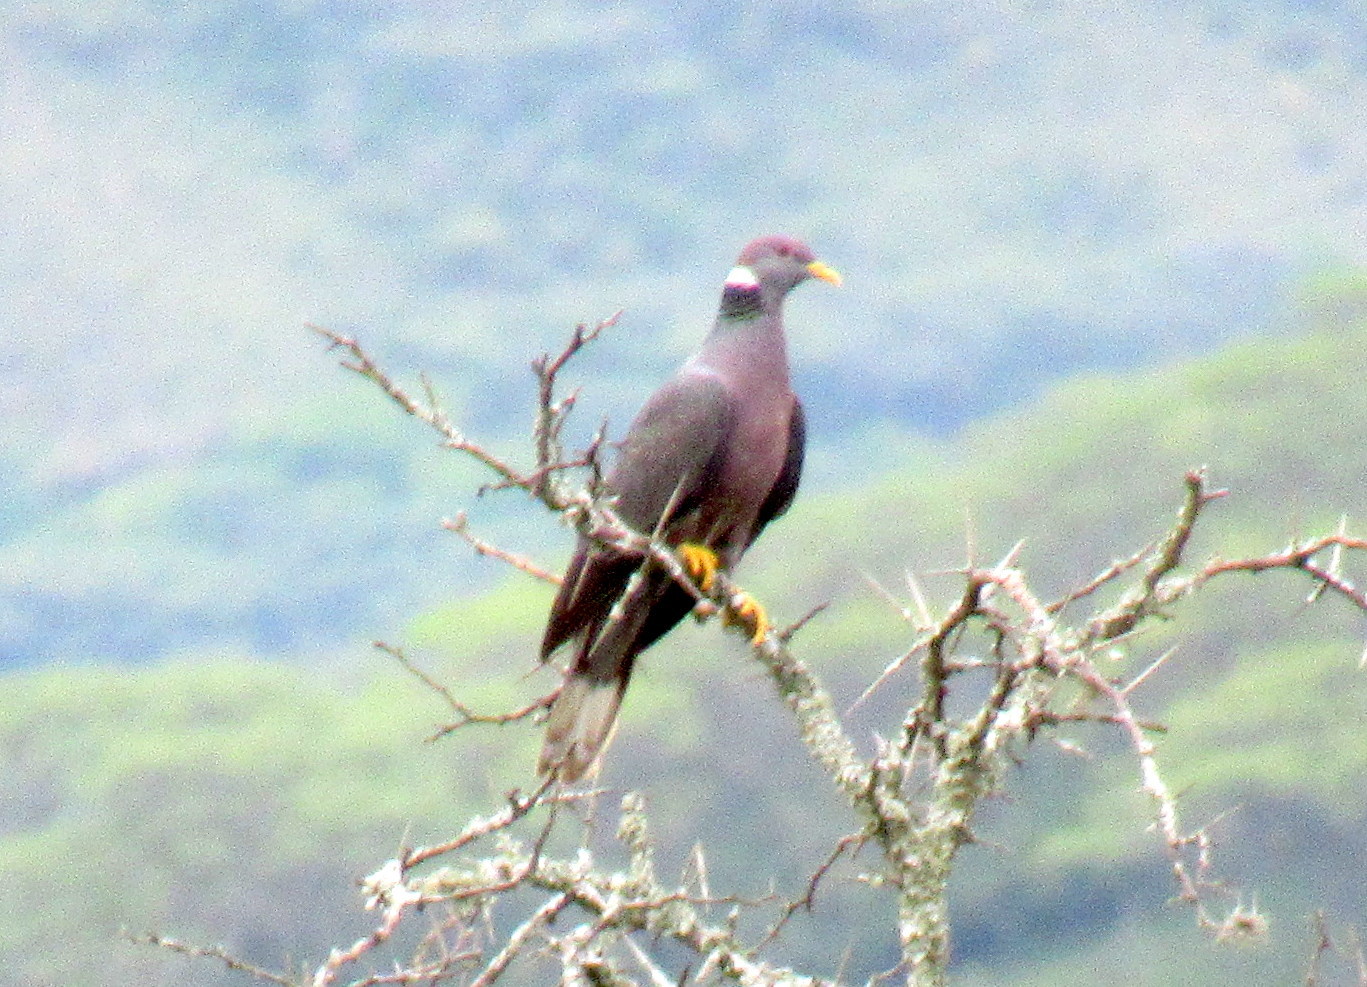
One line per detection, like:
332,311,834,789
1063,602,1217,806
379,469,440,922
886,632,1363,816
425,691,557,743
1087,469,1225,642
852,572,984,717
1198,534,1367,610
1048,537,1158,614
374,641,555,740
468,893,569,987
760,831,867,946
443,513,562,584
1027,710,1168,732
530,311,621,500
1306,910,1334,987
311,326,538,495
779,600,831,643
312,888,415,987
1054,642,1208,914
375,641,461,712
402,779,562,872
125,932,296,986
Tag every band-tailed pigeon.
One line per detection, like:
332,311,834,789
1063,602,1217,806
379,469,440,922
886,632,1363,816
538,235,841,781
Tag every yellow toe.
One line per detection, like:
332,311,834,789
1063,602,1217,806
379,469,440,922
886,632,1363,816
675,545,770,643
727,591,771,645
678,543,720,592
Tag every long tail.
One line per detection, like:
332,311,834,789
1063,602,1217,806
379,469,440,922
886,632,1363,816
538,671,626,781
538,568,682,781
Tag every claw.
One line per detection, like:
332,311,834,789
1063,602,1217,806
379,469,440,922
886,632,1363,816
678,543,721,592
725,591,771,646
677,544,770,644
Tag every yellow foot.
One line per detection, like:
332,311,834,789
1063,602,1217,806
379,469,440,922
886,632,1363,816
676,544,770,644
724,590,772,646
678,542,721,592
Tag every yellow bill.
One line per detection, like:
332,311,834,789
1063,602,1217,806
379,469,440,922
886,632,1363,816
806,260,843,287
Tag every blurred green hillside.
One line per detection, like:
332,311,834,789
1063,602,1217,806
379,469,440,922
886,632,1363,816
5,1,1367,983
6,0,1367,667
4,280,1366,984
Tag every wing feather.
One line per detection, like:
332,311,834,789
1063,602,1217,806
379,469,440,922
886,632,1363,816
752,399,805,539
541,373,734,659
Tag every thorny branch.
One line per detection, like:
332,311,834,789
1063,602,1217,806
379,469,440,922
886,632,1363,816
313,320,755,643
144,327,1367,987
443,512,563,585
858,468,1366,968
530,311,620,501
1084,470,1226,641
374,641,556,742
125,933,296,986
310,325,539,495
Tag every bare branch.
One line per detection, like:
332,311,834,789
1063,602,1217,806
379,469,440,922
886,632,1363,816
425,690,557,743
1306,910,1335,987
1196,533,1367,610
779,600,831,643
853,573,985,714
311,326,539,494
1047,537,1158,614
761,831,868,947
311,881,416,987
279,322,1367,987
374,641,556,741
443,512,563,584
530,311,621,500
125,932,297,986
401,779,564,872
1086,469,1226,642
467,893,569,987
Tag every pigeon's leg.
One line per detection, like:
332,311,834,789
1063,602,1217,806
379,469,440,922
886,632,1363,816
678,542,771,645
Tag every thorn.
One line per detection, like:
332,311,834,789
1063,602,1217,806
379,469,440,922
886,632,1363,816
905,570,934,629
1122,645,1180,696
995,539,1027,570
1053,737,1093,759
862,572,912,621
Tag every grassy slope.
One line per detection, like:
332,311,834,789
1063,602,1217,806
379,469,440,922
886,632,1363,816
5,299,1367,984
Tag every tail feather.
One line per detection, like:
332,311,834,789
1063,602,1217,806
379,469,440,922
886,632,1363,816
538,674,625,782
540,570,669,780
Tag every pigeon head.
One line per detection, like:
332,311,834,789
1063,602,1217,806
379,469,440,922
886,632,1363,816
725,235,842,302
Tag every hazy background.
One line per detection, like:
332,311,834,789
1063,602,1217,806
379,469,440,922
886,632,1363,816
3,1,1367,984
